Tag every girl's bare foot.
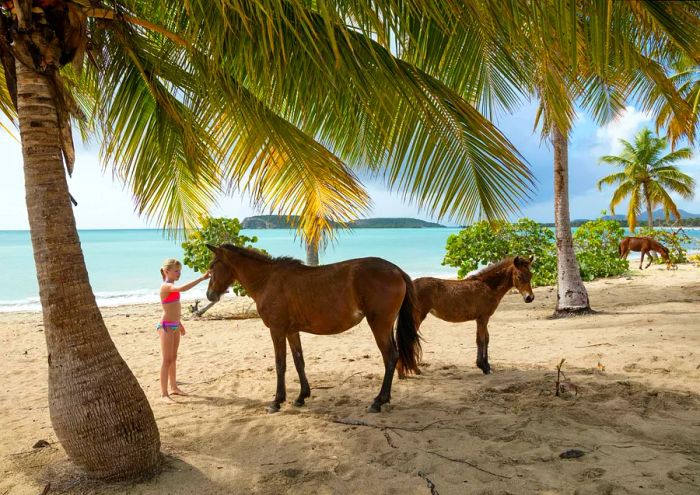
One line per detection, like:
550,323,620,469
171,388,188,396
161,394,177,404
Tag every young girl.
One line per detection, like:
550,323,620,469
158,258,210,403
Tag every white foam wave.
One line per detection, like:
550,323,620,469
0,287,209,313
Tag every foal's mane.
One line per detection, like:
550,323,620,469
220,244,304,267
466,257,515,282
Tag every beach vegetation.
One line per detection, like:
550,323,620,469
443,218,557,287
182,216,262,296
444,218,629,286
598,128,696,231
573,218,628,281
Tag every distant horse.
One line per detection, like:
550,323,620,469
205,244,422,413
619,236,672,269
414,256,535,375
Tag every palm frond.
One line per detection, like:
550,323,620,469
597,172,629,190
652,147,694,166
648,181,682,221
88,21,221,232
182,0,535,223
0,63,17,129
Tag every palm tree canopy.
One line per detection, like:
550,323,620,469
597,128,696,231
0,0,538,247
2,1,700,244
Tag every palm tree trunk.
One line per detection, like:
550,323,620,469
551,125,591,316
306,241,320,266
16,61,161,479
645,185,654,228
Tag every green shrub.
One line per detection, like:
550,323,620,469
573,218,629,280
442,218,557,287
181,217,263,296
637,226,693,264
443,217,632,287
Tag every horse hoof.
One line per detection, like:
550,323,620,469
367,403,381,413
292,399,305,407
266,404,281,414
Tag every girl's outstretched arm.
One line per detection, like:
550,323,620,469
166,272,211,293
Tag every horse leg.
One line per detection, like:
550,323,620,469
639,250,645,270
367,316,399,413
645,252,654,269
475,317,491,374
267,329,287,413
287,332,311,407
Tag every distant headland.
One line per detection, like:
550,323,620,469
241,216,445,229
541,209,700,228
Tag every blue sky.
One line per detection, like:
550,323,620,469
0,101,698,229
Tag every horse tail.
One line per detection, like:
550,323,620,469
395,271,422,377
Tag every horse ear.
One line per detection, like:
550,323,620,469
206,244,219,253
529,255,535,264
514,256,526,267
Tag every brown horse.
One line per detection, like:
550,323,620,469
414,256,535,375
619,236,671,269
205,244,422,413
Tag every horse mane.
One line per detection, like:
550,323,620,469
220,244,305,267
467,257,515,283
650,239,669,255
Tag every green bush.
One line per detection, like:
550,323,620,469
443,217,631,287
181,217,263,296
637,226,693,264
442,218,557,287
573,218,629,280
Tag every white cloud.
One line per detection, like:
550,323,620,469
593,106,653,156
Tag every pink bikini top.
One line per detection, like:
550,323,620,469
161,291,180,304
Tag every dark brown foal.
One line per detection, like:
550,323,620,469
414,256,535,374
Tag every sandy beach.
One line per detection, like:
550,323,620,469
1,265,699,494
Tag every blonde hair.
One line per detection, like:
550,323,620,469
160,258,182,281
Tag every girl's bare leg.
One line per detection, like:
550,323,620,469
170,329,187,395
160,330,177,403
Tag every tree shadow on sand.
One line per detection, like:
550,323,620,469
14,365,700,494
140,365,700,495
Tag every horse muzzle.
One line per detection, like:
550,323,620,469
206,290,221,303
524,294,534,303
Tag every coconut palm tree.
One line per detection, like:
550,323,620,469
394,1,700,315
0,0,537,479
597,128,695,231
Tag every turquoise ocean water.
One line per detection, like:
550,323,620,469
1,227,698,312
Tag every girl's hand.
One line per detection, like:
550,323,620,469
202,270,211,280
180,326,187,336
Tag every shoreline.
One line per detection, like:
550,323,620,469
2,256,698,314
